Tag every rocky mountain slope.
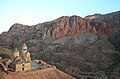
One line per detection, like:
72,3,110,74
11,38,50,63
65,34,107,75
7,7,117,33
0,11,120,79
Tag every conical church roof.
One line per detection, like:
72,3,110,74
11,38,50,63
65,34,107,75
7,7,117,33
22,43,27,49
14,48,19,53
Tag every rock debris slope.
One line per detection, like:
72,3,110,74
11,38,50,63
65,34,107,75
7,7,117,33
0,11,120,79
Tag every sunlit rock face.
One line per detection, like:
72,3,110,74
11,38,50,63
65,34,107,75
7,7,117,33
1,11,119,48
0,11,119,79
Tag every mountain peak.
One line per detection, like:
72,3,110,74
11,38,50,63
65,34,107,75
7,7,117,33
8,23,29,33
0,11,119,48
0,11,119,79
85,13,102,19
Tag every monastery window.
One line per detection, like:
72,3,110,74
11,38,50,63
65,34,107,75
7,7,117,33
22,64,24,66
22,67,24,71
22,64,24,71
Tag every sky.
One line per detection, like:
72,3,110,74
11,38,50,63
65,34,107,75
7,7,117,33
0,0,120,34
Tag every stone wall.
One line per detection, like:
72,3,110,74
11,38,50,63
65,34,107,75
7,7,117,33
9,65,56,75
24,63,31,71
16,64,22,72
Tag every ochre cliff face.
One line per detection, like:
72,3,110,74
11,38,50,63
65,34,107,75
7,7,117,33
0,11,119,48
0,11,119,79
42,16,98,39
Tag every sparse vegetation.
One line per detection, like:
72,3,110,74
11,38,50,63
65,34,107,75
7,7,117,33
0,47,12,59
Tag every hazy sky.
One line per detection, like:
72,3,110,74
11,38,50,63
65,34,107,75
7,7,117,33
0,0,120,33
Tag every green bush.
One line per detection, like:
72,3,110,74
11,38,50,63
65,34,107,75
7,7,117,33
0,47,12,59
0,53,11,58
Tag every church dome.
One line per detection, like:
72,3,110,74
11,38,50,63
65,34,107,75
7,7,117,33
22,43,27,50
13,48,19,58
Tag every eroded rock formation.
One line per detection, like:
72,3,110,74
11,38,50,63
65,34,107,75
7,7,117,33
0,11,120,79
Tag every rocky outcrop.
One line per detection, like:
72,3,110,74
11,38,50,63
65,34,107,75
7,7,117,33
0,11,119,48
0,11,119,79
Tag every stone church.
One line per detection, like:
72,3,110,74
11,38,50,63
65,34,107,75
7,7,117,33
9,43,31,72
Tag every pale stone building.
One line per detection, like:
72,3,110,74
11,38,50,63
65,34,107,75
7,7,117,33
2,58,12,67
9,43,31,72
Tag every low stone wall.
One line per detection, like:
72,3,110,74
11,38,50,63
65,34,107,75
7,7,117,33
9,65,56,76
0,61,7,71
29,66,56,75
7,59,57,78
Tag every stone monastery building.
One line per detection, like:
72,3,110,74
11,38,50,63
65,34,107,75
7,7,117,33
2,43,31,72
